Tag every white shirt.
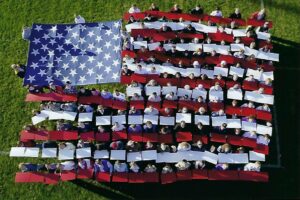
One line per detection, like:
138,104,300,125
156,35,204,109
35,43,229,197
144,107,159,115
257,135,270,145
243,132,257,139
148,95,161,102
210,10,223,17
112,124,125,131
257,106,271,112
75,15,86,23
114,163,128,172
165,94,178,100
113,92,126,101
128,7,141,14
135,69,148,74
244,163,260,172
61,161,75,171
130,164,140,173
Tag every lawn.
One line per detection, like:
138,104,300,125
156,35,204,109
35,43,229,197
0,0,299,199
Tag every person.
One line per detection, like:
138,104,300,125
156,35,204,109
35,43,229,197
128,4,141,14
101,89,113,99
22,26,31,40
229,8,241,19
217,143,232,153
194,160,206,169
243,131,257,139
59,161,75,171
149,3,159,11
157,143,171,153
114,160,128,172
45,163,57,173
144,164,157,173
192,140,206,152
161,164,173,174
170,4,182,13
177,142,191,151
110,141,124,150
190,5,204,15
144,105,159,115
19,163,42,172
113,89,126,101
175,160,191,171
244,161,261,172
78,159,91,169
63,81,77,94
129,161,140,173
59,142,75,151
182,24,196,34
257,134,271,145
128,106,141,115
257,104,271,112
210,7,222,17
112,122,125,132
148,92,161,102
257,22,270,33
94,159,113,173
127,16,136,24
250,8,266,21
159,23,172,32
143,121,157,133
215,163,229,170
165,92,178,101
174,121,189,132
128,124,142,133
74,14,86,23
11,64,26,78
126,140,141,152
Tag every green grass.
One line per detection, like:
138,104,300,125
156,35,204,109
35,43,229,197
0,0,299,199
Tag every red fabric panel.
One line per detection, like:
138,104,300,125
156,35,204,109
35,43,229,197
208,170,239,181
44,173,60,185
158,134,174,144
112,172,129,182
20,130,48,141
242,81,259,91
95,132,110,142
242,137,257,148
196,80,212,89
205,56,220,65
247,19,273,28
152,32,177,42
121,50,136,58
241,107,256,117
226,135,244,146
208,102,224,112
253,144,269,155
193,135,208,144
131,29,157,38
225,106,242,116
156,78,180,86
210,133,227,143
112,100,127,110
226,81,240,89
146,101,161,109
123,12,146,20
176,132,193,142
78,96,103,105
259,84,273,95
96,172,111,182
131,73,147,83
80,132,95,141
25,93,77,102
130,100,145,109
143,172,159,182
112,131,128,141
176,170,192,181
239,171,269,182
256,110,272,121
77,169,93,179
178,100,196,111
143,133,158,142
128,133,143,142
211,79,226,88
160,172,177,184
128,173,145,183
191,169,208,180
102,99,113,108
177,33,204,39
15,172,31,183
61,170,76,181
180,78,197,88
162,100,178,109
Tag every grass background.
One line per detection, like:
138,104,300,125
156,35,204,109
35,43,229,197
0,0,299,199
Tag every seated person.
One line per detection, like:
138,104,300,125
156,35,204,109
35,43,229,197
78,159,91,170
97,125,107,133
126,140,141,152
257,134,271,145
229,8,241,19
256,104,271,112
128,4,140,13
56,120,72,131
210,7,222,17
59,161,75,171
94,159,113,173
174,121,190,132
61,102,77,112
242,115,256,123
245,75,256,82
178,106,189,114
131,93,144,101
78,122,92,133
161,164,174,174
159,23,172,32
146,79,158,87
91,88,100,96
58,142,75,150
194,122,208,135
110,141,124,150
195,107,207,115
101,89,112,99
212,109,226,117
18,163,43,172
190,5,204,15
244,161,261,172
192,140,206,152
95,105,110,116
129,161,140,173
194,160,206,169
214,163,229,170
241,101,255,108
149,3,159,11
63,81,77,94
45,163,57,173
77,140,92,148
217,143,232,153
143,121,157,133
250,9,266,21
129,106,141,115
128,124,143,133
214,123,227,134
74,15,85,23
160,107,174,117
159,126,172,135
261,78,273,86
114,160,128,172
243,131,257,139
78,104,93,113
144,164,157,173
113,89,126,101
157,143,171,153
148,92,161,102
111,122,125,132
165,92,178,101
78,87,92,96
182,24,196,34
170,4,182,13
144,105,159,115
145,141,155,150
175,160,191,171
177,142,191,151
209,82,223,92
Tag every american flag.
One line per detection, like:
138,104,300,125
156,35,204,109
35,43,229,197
24,20,122,86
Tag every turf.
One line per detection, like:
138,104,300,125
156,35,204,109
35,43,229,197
0,0,299,199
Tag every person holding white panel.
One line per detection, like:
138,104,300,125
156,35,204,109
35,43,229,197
244,161,261,172
243,131,257,139
174,121,190,132
210,82,223,92
144,105,159,115
135,64,148,75
217,143,232,153
192,140,206,152
241,101,256,108
257,134,271,145
165,92,178,100
234,49,245,59
245,75,256,82
112,122,125,132
161,164,173,174
194,160,206,169
195,107,207,115
257,104,271,112
143,121,157,133
210,7,223,17
175,160,191,171
59,142,75,151
131,93,144,101
94,159,113,173
177,142,192,151
146,79,158,87
78,159,91,170
148,92,161,102
114,160,128,172
144,164,157,173
59,161,75,171
129,161,140,173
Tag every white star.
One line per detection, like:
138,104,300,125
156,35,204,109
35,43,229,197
112,72,119,80
70,56,78,63
62,76,70,83
31,49,39,56
96,74,104,81
56,45,64,52
79,75,86,83
46,62,55,70
62,63,69,70
95,47,103,54
65,26,72,32
114,21,120,28
96,36,102,42
88,56,95,63
72,44,79,51
38,69,46,77
42,33,50,40
65,39,72,45
45,76,53,83
49,39,57,45
87,43,95,50
79,49,86,56
96,62,104,69
32,38,40,44
105,29,112,36
39,56,48,63
27,75,36,83
54,69,62,77
70,69,77,77
87,31,95,37
54,57,62,63
112,59,120,67
34,25,43,32
104,66,112,74
79,37,86,44
79,63,86,70
113,45,121,52
87,68,94,76
71,32,79,39
50,25,57,33
41,44,49,51
48,50,54,57
56,33,64,39
104,41,111,48
104,53,111,60
30,62,39,69
79,24,87,31
112,34,120,40
63,50,70,57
